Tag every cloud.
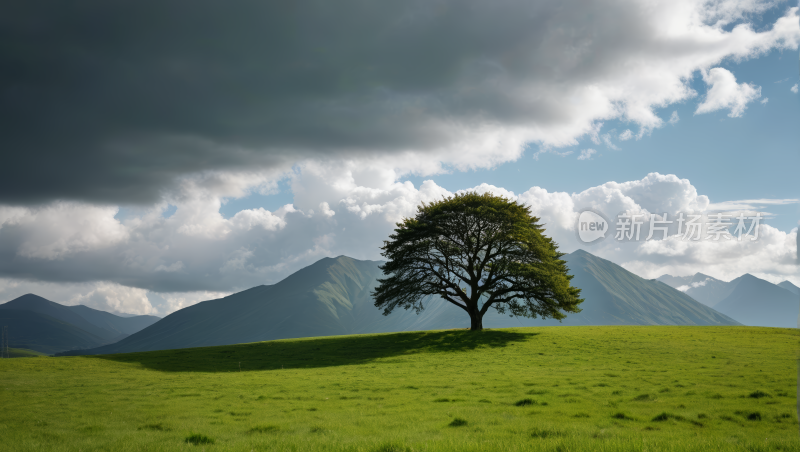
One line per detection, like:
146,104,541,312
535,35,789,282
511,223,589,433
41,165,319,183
668,111,680,124
695,68,761,117
577,149,597,160
676,277,710,292
619,130,633,141
760,97,769,104
0,1,797,205
792,84,799,93
601,133,619,150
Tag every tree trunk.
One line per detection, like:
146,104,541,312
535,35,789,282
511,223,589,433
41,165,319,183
469,311,483,331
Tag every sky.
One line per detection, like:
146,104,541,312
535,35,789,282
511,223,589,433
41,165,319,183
0,0,798,316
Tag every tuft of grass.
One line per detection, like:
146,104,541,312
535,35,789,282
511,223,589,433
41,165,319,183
748,390,769,399
515,398,535,406
185,433,215,445
374,443,410,452
652,412,704,427
530,427,563,438
448,418,468,427
248,425,280,434
633,394,654,401
433,398,451,402
138,423,171,431
612,412,636,421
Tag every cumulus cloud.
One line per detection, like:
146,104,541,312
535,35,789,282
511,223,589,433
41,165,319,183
668,111,680,124
0,1,797,204
695,68,762,117
760,98,769,104
578,149,598,160
792,84,799,93
619,130,634,141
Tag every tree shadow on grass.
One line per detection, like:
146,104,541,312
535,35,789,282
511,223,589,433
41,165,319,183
88,329,539,373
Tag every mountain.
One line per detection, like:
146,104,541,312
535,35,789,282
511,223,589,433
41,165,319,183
0,294,123,342
61,251,739,356
66,305,160,337
656,273,734,307
712,274,799,329
0,309,108,355
58,257,468,355
534,250,740,326
778,281,800,296
0,294,161,354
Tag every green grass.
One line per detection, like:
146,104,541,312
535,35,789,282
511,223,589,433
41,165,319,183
0,325,798,451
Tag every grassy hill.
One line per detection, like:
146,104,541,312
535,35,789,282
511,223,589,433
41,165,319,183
1,326,797,451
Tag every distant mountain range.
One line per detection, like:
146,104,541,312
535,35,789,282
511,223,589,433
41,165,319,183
58,249,739,356
0,294,160,354
658,273,799,328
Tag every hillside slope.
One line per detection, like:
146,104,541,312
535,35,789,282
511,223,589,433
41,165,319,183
0,309,108,354
63,251,739,355
713,274,799,328
67,305,160,336
0,294,122,342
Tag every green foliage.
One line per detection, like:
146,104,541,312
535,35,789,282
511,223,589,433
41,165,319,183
0,325,798,451
373,191,582,330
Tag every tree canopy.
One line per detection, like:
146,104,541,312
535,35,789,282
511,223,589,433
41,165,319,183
372,191,583,330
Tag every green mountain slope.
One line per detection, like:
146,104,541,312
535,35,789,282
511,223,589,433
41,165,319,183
0,309,108,354
483,250,740,327
61,257,431,355
62,251,739,356
0,294,121,342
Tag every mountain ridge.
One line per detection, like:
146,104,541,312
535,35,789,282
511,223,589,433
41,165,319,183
59,250,740,356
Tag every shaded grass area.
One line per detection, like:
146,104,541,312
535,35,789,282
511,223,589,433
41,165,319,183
95,329,537,372
0,325,798,451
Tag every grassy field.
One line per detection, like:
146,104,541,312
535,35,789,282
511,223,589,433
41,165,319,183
0,326,798,451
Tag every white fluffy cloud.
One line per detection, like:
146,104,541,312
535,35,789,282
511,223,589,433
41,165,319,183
695,68,762,117
578,149,598,160
792,83,799,93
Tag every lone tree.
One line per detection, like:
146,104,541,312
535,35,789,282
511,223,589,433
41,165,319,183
372,192,583,331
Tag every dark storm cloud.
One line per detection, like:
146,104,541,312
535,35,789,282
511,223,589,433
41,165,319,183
0,0,661,204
